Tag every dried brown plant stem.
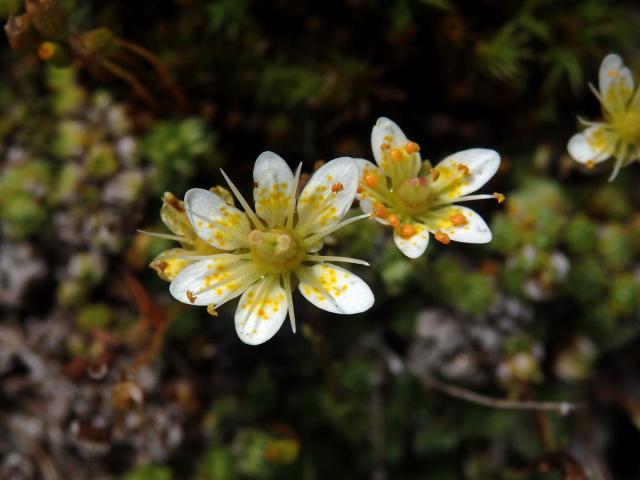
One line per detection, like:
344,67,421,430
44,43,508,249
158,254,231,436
124,273,170,375
373,339,583,415
114,38,187,111
416,372,583,415
100,58,157,108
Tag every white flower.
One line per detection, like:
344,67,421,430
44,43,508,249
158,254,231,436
357,117,503,259
568,53,640,181
167,152,374,345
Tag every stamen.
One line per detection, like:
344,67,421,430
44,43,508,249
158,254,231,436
207,305,218,316
303,213,370,247
304,254,370,266
286,163,302,228
186,290,197,303
220,169,265,230
430,194,495,207
399,224,415,238
283,273,296,333
372,202,388,218
449,213,467,225
457,164,470,175
390,149,402,161
435,231,450,245
388,215,400,228
405,141,420,154
608,68,618,78
431,168,440,182
137,230,187,243
364,173,378,188
493,193,506,204
331,182,344,193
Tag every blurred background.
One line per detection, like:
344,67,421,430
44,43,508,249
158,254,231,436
1,0,640,478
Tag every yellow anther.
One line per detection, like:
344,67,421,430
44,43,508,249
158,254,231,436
364,173,378,188
390,149,402,161
449,213,467,226
186,290,197,304
431,168,440,182
493,192,506,204
457,164,470,175
434,231,450,245
372,202,388,218
399,224,416,238
608,68,618,78
586,160,595,169
404,141,420,154
331,182,344,193
380,142,391,150
207,304,218,316
388,215,400,228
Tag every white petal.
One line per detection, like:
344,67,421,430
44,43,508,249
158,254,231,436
297,263,374,314
371,117,409,165
599,53,634,101
295,157,359,236
393,224,429,258
432,148,500,200
370,117,421,180
422,205,492,244
235,277,288,345
567,126,614,165
253,151,295,228
184,188,251,250
150,248,197,281
169,255,258,306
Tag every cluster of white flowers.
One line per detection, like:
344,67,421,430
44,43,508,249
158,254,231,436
145,117,504,345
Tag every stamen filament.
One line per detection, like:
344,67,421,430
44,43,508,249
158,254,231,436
137,230,188,242
286,163,302,228
430,194,495,208
220,169,265,230
303,213,371,247
304,255,370,266
283,273,296,333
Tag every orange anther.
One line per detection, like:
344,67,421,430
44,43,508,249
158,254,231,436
431,168,440,182
38,42,56,61
331,182,344,193
399,223,416,238
450,213,467,225
357,186,364,193
380,142,390,150
434,231,450,245
186,290,197,304
364,173,378,188
390,149,402,161
404,141,420,154
388,215,400,228
493,192,506,204
457,164,470,175
608,68,618,78
586,160,595,169
372,202,388,218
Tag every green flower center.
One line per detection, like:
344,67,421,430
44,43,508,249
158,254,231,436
249,228,305,274
614,110,640,145
394,176,432,215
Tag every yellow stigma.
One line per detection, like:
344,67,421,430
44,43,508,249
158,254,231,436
249,228,305,274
